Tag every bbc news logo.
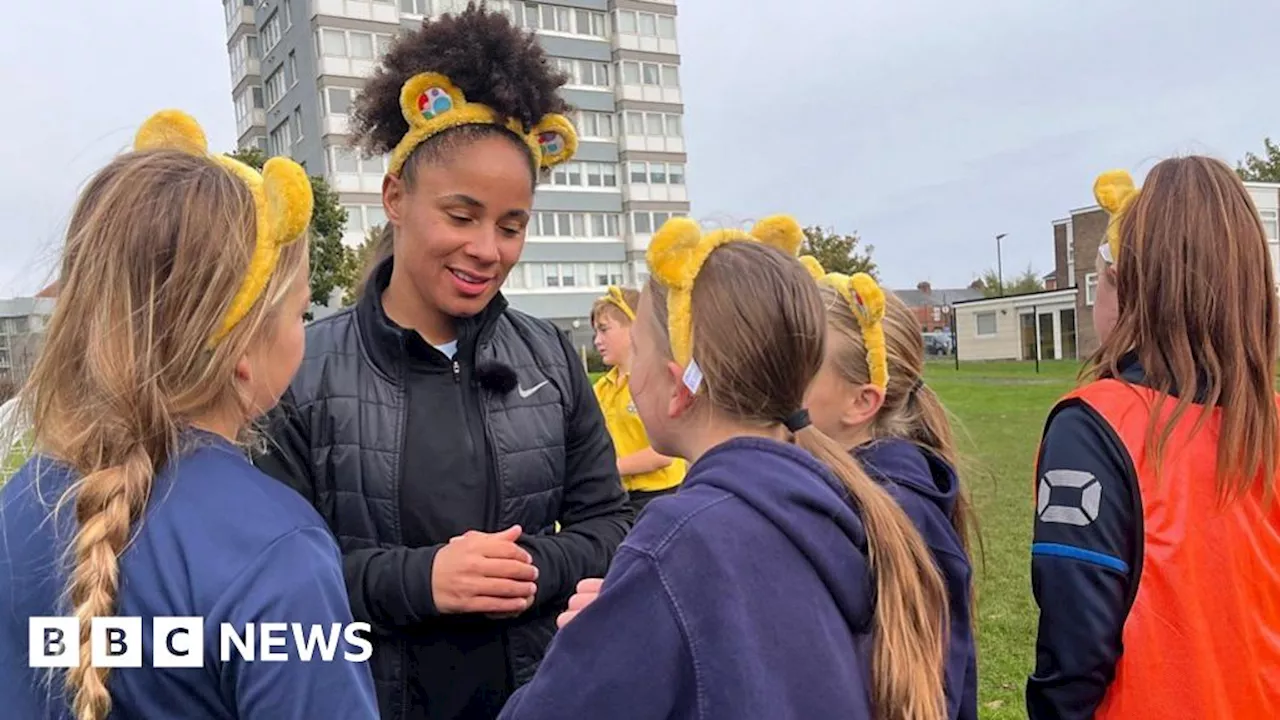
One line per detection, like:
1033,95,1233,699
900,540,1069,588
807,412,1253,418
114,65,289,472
29,617,373,668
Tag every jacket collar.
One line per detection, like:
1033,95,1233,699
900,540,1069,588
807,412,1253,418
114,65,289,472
356,256,509,377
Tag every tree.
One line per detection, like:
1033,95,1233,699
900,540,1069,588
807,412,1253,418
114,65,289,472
341,224,389,306
224,148,353,307
798,226,877,278
976,264,1044,298
1237,138,1280,182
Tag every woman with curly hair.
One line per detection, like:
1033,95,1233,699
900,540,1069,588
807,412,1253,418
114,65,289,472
256,5,632,720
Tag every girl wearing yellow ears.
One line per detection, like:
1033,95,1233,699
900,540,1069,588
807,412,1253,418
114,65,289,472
800,261,978,720
591,286,687,513
501,216,948,720
0,111,377,719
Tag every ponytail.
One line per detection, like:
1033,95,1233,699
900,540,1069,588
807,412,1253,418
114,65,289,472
793,425,948,720
62,446,153,720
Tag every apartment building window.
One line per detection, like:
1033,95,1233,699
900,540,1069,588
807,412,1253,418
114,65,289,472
511,3,606,38
1261,209,1278,239
268,120,292,157
576,111,615,138
229,34,260,77
554,58,611,89
505,264,527,289
262,12,282,53
289,107,304,145
401,0,429,14
548,162,618,188
283,0,293,29
595,263,625,286
318,29,393,58
1084,273,1098,306
264,68,286,108
325,87,354,115
234,85,265,125
628,161,684,185
975,312,997,337
616,10,676,39
329,146,388,177
632,211,677,235
344,204,390,234
623,111,682,138
620,61,680,88
529,212,620,238
285,51,297,86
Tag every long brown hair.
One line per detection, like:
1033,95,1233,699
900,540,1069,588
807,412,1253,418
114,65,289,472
644,241,948,720
20,148,309,720
820,286,979,564
1088,156,1280,501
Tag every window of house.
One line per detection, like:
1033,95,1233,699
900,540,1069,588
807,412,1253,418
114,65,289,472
617,10,637,34
975,311,997,337
630,162,647,184
326,87,353,115
1085,272,1099,306
633,212,653,234
1261,209,1278,239
262,12,281,52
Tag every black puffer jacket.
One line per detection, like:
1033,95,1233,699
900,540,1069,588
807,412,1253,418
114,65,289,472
256,259,633,720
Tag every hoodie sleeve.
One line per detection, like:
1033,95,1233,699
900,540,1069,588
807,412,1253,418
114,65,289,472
516,330,634,609
497,546,694,720
255,389,443,629
1027,402,1141,720
213,526,380,720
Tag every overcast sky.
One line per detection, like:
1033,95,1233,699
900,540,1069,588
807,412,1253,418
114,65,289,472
1,0,1277,295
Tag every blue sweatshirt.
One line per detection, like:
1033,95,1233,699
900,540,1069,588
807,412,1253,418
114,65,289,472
856,439,978,720
0,432,379,720
498,437,879,720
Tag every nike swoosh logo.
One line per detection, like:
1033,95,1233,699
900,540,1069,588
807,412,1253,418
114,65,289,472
517,381,549,399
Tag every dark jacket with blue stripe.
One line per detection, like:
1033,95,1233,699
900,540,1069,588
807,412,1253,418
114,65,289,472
1028,355,1154,719
256,259,632,720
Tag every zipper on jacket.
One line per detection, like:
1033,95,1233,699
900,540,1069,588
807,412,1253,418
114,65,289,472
452,360,460,383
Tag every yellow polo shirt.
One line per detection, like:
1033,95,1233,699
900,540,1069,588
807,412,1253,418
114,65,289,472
593,367,686,493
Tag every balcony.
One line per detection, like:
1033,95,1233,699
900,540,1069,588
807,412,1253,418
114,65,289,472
312,0,399,23
231,58,261,89
329,170,384,196
236,109,267,139
617,83,681,106
622,134,684,154
318,55,378,79
623,184,687,204
322,114,352,137
227,5,255,34
613,32,677,56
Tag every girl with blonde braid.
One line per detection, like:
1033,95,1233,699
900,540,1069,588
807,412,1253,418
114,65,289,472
0,111,377,720
800,259,979,720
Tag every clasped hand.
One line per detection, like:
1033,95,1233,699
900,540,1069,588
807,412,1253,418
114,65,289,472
432,525,538,617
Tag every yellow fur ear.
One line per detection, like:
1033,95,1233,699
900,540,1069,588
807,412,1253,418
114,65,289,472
799,255,825,281
750,215,804,256
134,109,209,156
646,217,703,289
262,157,314,245
1094,170,1137,214
847,273,889,390
530,113,579,169
848,273,886,325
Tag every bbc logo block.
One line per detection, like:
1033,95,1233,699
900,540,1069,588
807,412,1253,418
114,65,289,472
30,616,203,669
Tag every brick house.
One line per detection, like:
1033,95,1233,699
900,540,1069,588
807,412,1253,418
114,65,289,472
1051,181,1280,357
895,281,984,333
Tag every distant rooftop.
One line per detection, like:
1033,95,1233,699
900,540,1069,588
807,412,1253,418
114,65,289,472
894,286,985,308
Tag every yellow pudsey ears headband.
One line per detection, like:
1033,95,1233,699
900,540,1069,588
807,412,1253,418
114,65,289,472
601,286,636,322
388,72,579,176
646,215,805,375
1094,169,1140,266
133,110,314,346
800,255,889,390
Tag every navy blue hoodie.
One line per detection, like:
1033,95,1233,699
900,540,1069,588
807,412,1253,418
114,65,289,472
498,437,878,720
857,438,978,720
0,432,378,719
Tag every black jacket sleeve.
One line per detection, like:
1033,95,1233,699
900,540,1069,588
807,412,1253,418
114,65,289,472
255,389,441,629
1026,402,1141,720
517,331,634,610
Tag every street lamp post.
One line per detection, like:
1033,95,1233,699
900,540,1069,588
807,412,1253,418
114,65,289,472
996,233,1008,297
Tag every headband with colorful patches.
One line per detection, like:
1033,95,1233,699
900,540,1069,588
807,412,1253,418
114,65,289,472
799,256,889,390
133,110,313,347
388,72,578,176
601,286,636,322
1094,169,1140,266
646,215,805,371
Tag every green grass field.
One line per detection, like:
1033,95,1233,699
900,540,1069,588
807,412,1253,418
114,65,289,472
595,359,1083,718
